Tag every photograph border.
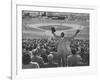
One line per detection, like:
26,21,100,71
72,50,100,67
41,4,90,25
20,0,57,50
11,2,97,80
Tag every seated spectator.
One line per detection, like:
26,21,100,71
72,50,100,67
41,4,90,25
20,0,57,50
22,54,39,69
31,49,44,68
50,52,58,63
38,46,48,63
44,54,58,68
67,49,83,66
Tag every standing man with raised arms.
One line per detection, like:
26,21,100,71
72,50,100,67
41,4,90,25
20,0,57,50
51,27,80,67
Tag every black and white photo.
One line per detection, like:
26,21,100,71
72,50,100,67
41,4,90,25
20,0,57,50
11,3,97,79
22,10,90,69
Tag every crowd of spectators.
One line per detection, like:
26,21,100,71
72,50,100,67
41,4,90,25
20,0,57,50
22,38,89,69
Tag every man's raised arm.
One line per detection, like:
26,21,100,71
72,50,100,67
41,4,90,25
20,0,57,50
51,27,60,39
71,29,80,39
